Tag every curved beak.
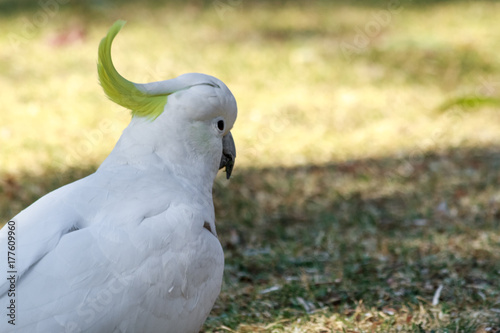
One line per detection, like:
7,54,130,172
219,132,236,179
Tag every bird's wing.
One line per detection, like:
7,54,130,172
0,173,118,296
0,202,223,333
0,181,83,296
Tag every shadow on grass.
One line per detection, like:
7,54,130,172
1,145,500,329
211,146,500,329
214,145,500,241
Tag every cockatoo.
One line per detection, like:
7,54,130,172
0,20,237,333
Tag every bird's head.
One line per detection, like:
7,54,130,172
97,20,237,179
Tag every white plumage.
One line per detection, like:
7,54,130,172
0,21,237,333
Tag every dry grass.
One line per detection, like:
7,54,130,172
1,0,500,332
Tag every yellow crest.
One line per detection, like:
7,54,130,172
97,20,169,120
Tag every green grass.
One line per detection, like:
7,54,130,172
1,1,500,331
209,148,500,331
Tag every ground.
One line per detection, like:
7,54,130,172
0,0,499,332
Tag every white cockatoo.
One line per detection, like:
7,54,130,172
0,20,237,333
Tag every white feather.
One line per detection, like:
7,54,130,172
0,72,237,332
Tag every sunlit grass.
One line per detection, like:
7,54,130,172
1,0,500,331
1,1,500,174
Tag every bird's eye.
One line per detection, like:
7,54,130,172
217,120,225,131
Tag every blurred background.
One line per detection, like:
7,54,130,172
1,0,500,331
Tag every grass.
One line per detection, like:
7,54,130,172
1,0,500,331
209,148,500,331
